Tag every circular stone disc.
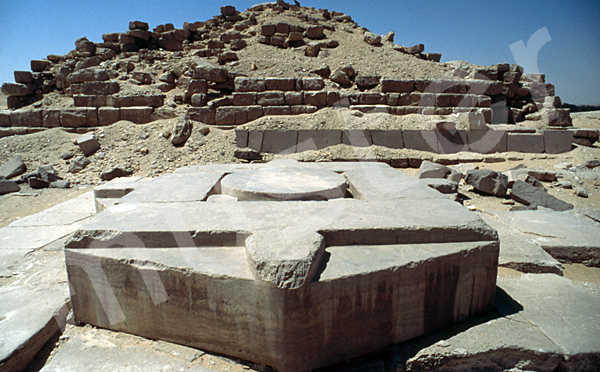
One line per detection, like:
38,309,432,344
221,167,347,201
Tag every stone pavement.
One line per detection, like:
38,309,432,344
0,192,95,372
0,161,599,372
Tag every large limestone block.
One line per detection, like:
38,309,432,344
297,130,342,151
65,162,499,372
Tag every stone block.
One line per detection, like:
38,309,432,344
1,82,30,96
119,107,153,124
14,70,33,84
442,80,468,94
193,65,228,83
261,130,298,154
402,130,438,152
190,94,207,107
327,91,340,106
543,130,573,154
60,108,88,128
113,95,164,108
76,133,100,156
359,93,386,105
302,77,325,90
185,79,208,98
98,107,120,126
0,110,11,127
356,76,380,89
507,133,544,153
257,92,285,106
436,130,468,154
66,68,109,86
342,130,372,147
235,129,249,148
248,130,264,151
291,106,318,115
285,92,303,105
233,93,256,106
260,24,276,36
263,106,291,116
42,109,61,128
297,130,342,151
307,25,324,39
247,106,263,122
415,79,443,93
265,78,295,91
466,129,507,154
73,95,112,107
381,79,414,93
304,91,328,107
351,105,391,114
216,107,247,125
31,60,51,72
466,80,503,95
10,109,43,127
188,107,215,124
234,77,266,92
371,130,403,149
541,108,572,127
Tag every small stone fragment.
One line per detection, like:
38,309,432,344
76,133,101,156
101,167,133,181
69,156,91,173
172,113,193,146
364,32,381,45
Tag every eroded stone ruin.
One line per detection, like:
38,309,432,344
1,1,593,154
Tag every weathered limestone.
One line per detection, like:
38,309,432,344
497,210,600,266
510,180,574,211
66,161,498,372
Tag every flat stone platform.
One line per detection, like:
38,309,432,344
65,160,499,372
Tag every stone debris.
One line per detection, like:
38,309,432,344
510,180,574,211
0,177,21,195
171,112,193,146
416,160,462,183
465,169,508,196
0,156,26,179
68,155,91,173
100,167,133,181
76,133,100,156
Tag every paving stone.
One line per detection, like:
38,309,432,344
480,212,562,274
118,172,225,204
38,326,217,372
510,180,574,211
0,251,70,372
406,271,600,372
498,210,600,266
0,156,26,179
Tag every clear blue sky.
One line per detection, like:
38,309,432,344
1,0,598,104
